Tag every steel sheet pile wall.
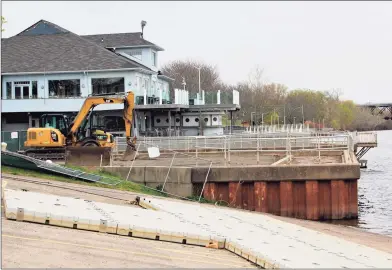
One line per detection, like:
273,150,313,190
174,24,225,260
202,180,358,220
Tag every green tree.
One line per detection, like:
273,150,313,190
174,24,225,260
338,100,355,130
1,16,6,32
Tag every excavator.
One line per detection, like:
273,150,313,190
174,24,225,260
19,91,138,161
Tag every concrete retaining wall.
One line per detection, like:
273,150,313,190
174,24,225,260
103,166,193,197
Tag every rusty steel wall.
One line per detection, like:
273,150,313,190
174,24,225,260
203,179,358,220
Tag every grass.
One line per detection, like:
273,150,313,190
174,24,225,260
1,165,165,197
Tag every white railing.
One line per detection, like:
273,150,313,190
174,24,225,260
352,131,378,145
114,133,351,155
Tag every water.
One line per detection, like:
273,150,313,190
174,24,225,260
356,130,392,236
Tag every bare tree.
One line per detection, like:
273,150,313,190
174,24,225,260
161,59,221,97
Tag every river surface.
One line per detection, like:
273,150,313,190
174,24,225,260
332,130,392,236
357,130,392,236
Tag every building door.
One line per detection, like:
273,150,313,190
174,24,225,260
13,81,30,99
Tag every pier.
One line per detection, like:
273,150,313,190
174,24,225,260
97,128,378,221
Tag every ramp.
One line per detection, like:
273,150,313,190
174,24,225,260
1,150,117,185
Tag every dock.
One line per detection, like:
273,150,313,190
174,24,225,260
3,187,392,268
100,131,369,221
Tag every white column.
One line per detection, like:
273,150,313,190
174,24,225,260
174,89,178,104
159,88,163,105
217,90,221,104
143,82,147,105
29,82,32,99
11,82,15,99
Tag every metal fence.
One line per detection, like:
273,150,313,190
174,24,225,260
114,132,352,156
1,131,28,152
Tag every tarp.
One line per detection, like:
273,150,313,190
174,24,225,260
1,150,119,185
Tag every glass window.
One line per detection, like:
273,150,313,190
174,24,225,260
32,81,38,98
129,49,142,60
92,77,124,95
152,51,157,66
48,79,81,98
6,82,12,99
23,86,29,99
15,86,21,99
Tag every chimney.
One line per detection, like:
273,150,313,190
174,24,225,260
141,20,147,39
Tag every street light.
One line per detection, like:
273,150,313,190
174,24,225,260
192,65,201,101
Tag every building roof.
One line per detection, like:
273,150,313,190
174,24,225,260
82,33,164,51
1,20,157,74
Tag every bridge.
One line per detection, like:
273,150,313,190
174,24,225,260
359,103,392,119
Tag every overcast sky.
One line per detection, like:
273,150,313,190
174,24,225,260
2,1,391,104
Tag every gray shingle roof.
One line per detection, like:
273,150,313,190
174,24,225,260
82,33,164,51
1,20,152,74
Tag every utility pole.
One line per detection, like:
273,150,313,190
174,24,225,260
301,105,305,126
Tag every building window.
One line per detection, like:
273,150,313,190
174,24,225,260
156,118,161,123
152,51,157,67
185,118,190,122
92,77,124,95
15,87,21,99
176,118,180,123
213,117,218,122
6,82,12,99
48,79,81,98
165,118,169,123
195,118,199,123
32,81,38,98
204,118,209,122
129,49,142,60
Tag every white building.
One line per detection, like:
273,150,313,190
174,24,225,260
1,19,240,137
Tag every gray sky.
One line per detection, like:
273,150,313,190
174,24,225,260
2,1,391,104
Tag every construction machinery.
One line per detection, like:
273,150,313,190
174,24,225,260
18,91,137,161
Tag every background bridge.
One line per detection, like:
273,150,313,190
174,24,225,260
359,103,392,119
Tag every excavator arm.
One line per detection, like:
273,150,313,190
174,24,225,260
67,91,137,160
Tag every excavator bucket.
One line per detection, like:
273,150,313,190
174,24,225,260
65,146,112,166
122,145,138,161
121,137,138,161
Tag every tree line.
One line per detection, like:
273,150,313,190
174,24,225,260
162,60,390,131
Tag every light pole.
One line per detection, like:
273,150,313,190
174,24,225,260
251,112,256,126
193,65,201,102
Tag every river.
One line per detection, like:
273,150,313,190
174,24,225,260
355,130,392,236
331,130,392,236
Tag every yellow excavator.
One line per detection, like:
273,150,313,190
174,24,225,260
19,91,137,161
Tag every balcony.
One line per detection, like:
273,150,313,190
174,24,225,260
1,98,124,113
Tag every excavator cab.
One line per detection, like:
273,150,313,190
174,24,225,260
39,114,70,137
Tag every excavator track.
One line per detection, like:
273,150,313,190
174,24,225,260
18,148,66,160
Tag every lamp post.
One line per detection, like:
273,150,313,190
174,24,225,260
193,65,201,102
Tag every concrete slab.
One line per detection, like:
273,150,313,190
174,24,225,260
5,187,392,268
3,189,224,249
139,197,392,268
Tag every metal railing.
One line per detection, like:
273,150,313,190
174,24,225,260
351,131,378,145
113,133,351,162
